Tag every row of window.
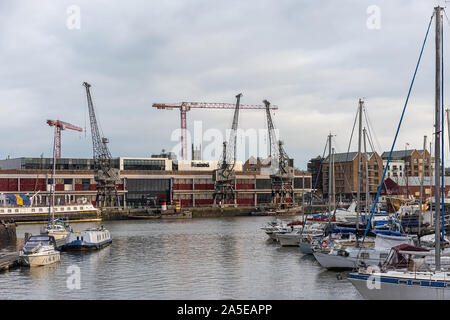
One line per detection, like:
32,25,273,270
0,206,85,214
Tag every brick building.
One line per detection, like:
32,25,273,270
0,156,312,209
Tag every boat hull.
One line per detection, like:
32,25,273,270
277,234,301,246
63,239,112,251
46,230,69,240
299,242,314,254
313,250,385,270
348,273,450,300
265,231,278,241
20,251,60,267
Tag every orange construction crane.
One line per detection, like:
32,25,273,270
46,119,83,158
152,101,278,160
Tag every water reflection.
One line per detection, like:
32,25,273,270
0,217,362,299
26,263,61,281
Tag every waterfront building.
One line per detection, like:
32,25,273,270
381,149,434,179
321,151,384,201
0,156,312,209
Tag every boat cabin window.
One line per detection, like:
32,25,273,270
80,206,83,210
25,236,53,248
359,252,370,259
380,253,388,259
39,208,43,212
73,207,77,210
0,210,3,213
7,209,11,213
14,209,18,213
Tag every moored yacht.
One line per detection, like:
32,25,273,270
313,232,413,270
19,234,60,267
348,6,450,299
277,223,324,247
42,218,71,240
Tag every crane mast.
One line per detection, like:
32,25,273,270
263,100,294,208
213,93,242,206
83,82,120,208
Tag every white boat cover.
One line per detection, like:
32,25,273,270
374,233,414,251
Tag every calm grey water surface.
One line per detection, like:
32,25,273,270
0,216,362,299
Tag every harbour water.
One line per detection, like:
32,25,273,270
0,216,362,299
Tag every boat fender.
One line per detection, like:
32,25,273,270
321,240,328,248
366,265,380,274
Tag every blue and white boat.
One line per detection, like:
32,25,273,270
63,226,112,250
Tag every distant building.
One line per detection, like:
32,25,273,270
322,151,384,201
191,144,202,161
381,149,434,179
0,156,311,209
380,176,450,199
307,156,323,192
243,156,270,174
151,149,177,160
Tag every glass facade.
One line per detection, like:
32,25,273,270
123,159,166,171
126,178,171,207
20,157,120,170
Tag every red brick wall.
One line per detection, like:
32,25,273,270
236,184,255,190
173,184,193,190
0,178,18,191
193,184,214,190
180,199,193,207
195,199,214,206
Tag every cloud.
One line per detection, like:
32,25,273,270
0,0,448,169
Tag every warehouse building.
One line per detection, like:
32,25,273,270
0,156,312,208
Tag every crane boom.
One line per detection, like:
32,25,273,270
225,93,242,168
153,101,278,160
263,99,294,207
46,119,83,158
83,82,119,208
213,94,243,206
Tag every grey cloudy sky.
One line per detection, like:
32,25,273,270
0,0,449,169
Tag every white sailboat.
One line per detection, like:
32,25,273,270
314,233,413,270
277,223,324,246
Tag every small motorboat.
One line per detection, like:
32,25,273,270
19,234,60,267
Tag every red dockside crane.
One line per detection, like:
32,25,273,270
152,101,278,160
46,119,83,158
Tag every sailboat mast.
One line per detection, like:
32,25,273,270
434,5,443,271
332,147,336,212
447,109,450,153
50,126,57,225
363,128,370,217
356,99,363,240
328,133,332,215
419,135,427,237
